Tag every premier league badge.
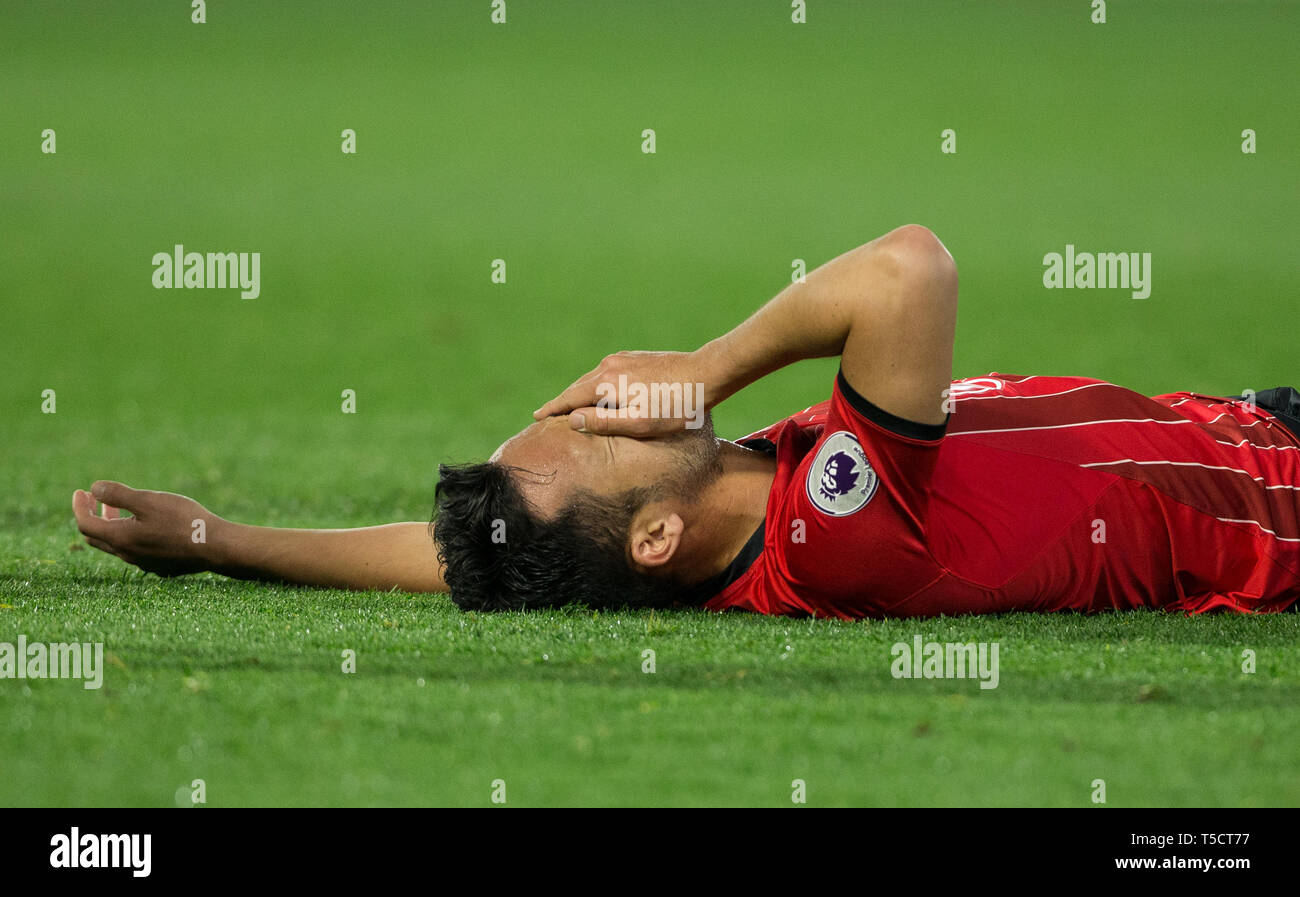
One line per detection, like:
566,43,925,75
806,431,878,516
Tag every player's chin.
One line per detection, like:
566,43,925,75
661,411,714,443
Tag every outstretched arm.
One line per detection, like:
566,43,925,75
533,223,958,434
73,481,446,593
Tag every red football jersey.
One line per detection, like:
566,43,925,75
703,371,1300,619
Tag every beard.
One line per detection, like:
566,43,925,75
657,412,723,499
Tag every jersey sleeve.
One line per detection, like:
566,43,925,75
764,370,948,617
822,369,947,525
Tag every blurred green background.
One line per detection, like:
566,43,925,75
1,1,1297,806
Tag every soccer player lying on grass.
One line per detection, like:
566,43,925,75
74,225,1300,618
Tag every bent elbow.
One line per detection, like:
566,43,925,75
877,224,958,310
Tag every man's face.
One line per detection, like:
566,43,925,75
491,415,720,518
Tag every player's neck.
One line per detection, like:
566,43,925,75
676,441,776,585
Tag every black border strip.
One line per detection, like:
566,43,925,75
837,369,948,441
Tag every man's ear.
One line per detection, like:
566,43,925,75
630,504,684,570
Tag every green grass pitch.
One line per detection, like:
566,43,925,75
2,1,1297,806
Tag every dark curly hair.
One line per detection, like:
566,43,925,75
432,462,706,611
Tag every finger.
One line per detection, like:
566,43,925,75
532,397,565,420
83,535,123,559
533,366,605,419
73,489,113,540
568,406,684,438
101,504,121,520
532,383,593,420
72,488,94,518
534,379,603,421
91,480,147,514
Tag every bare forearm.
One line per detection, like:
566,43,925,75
698,225,956,425
530,225,955,436
696,239,890,402
209,520,446,594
